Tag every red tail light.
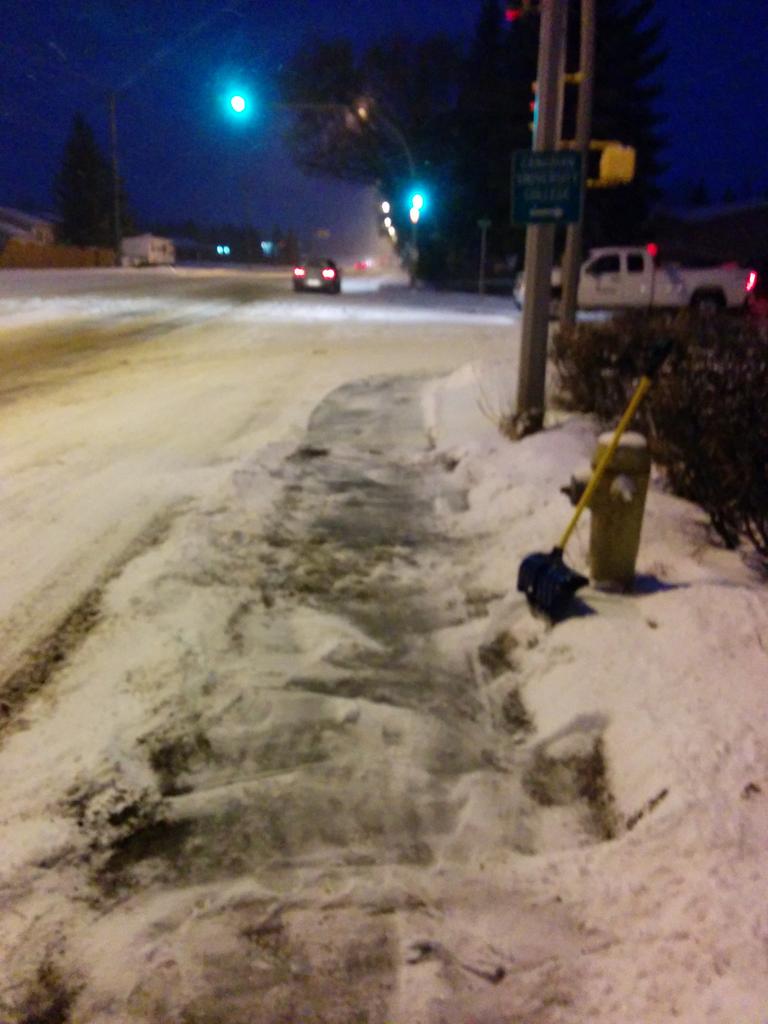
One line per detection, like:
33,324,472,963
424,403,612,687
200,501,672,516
321,267,336,280
746,270,758,293
293,266,306,277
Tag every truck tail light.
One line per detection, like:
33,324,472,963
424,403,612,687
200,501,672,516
745,270,757,293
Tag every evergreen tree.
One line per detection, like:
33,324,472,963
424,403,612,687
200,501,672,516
447,0,538,275
449,0,665,264
583,0,666,246
55,114,123,247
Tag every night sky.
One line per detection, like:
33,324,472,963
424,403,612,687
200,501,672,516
1,0,766,249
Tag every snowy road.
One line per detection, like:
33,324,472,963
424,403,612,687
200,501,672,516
0,267,515,686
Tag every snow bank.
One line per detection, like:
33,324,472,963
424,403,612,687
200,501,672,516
421,359,768,1022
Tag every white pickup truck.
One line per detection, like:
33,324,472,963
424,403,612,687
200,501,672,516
538,246,758,314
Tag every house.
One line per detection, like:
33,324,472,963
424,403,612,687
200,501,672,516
120,234,176,267
0,207,57,247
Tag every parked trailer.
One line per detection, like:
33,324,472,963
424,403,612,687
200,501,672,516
121,234,175,267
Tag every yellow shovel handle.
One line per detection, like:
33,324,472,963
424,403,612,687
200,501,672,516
558,374,652,552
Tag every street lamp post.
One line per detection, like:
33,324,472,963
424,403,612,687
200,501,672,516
515,0,569,436
108,91,122,266
477,218,491,295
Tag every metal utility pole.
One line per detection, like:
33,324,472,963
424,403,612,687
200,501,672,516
515,0,569,436
560,0,596,329
109,91,122,266
478,218,491,294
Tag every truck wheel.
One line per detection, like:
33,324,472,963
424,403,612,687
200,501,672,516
690,291,725,316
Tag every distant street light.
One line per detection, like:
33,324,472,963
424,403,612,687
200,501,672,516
269,97,422,281
351,98,421,286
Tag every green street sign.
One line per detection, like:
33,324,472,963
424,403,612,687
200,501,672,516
511,150,583,225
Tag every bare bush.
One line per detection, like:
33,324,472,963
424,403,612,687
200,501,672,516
552,311,768,566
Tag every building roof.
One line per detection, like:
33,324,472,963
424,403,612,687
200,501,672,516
122,233,165,242
0,207,57,232
655,198,768,225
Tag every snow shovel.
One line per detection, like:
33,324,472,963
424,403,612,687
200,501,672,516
517,339,673,619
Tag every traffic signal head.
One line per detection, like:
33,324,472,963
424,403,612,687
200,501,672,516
224,87,254,120
529,82,539,133
406,188,429,221
505,1,539,21
599,144,636,185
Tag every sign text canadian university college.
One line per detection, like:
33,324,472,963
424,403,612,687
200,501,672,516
511,150,583,225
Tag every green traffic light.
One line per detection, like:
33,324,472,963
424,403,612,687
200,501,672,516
230,95,246,114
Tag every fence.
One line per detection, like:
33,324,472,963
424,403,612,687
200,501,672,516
0,239,114,269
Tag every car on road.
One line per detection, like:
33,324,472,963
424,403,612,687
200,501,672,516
292,258,342,294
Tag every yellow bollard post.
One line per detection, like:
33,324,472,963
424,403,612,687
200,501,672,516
588,431,651,590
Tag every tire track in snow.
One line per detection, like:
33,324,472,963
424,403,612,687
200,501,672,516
0,502,188,741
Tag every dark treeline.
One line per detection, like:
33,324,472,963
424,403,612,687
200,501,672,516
280,0,666,283
147,221,300,264
54,119,300,262
52,1,665,276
